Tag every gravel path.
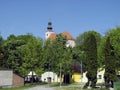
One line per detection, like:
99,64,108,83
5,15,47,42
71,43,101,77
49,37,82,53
25,86,56,90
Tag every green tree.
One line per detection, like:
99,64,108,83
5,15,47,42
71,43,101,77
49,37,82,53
2,34,25,73
109,27,120,71
18,34,43,76
97,27,120,75
2,34,44,76
98,36,107,67
104,36,117,88
44,34,73,84
0,36,5,69
84,33,98,88
76,31,101,48
75,31,101,69
54,34,73,84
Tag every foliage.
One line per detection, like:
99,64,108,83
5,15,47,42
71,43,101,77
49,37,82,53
44,34,73,74
98,27,120,70
104,36,117,88
75,30,101,69
84,33,98,88
2,34,43,76
0,26,120,86
76,30,101,48
2,35,25,73
108,27,120,71
17,34,44,76
97,37,107,67
43,34,73,84
0,36,4,69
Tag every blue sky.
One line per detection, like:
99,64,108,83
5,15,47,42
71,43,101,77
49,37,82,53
0,0,120,39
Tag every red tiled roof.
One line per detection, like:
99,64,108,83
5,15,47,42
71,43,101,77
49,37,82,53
49,33,56,40
62,32,74,40
49,32,74,40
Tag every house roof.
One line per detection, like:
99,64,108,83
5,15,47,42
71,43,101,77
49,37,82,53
62,32,74,40
49,32,74,40
49,33,56,40
28,71,37,76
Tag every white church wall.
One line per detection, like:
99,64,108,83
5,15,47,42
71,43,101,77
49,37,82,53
45,31,55,39
66,40,75,47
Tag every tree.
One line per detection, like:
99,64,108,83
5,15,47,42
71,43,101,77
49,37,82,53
2,34,25,73
75,31,101,69
2,34,44,77
18,34,44,76
0,36,4,69
108,27,120,71
98,27,120,68
104,36,117,88
54,34,73,84
84,33,98,88
44,34,73,84
76,31,101,49
97,36,107,67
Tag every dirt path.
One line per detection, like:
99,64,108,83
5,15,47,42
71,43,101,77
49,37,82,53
25,86,56,90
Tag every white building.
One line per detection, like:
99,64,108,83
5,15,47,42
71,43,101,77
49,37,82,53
0,70,24,87
41,71,58,83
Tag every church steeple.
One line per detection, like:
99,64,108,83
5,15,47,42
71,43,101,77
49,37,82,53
47,22,53,32
45,22,55,39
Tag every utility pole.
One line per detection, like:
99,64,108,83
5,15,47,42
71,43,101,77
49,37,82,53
60,63,62,87
81,60,83,90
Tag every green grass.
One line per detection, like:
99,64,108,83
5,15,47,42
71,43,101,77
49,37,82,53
56,87,109,90
0,83,110,90
0,84,35,90
51,83,109,90
0,87,27,90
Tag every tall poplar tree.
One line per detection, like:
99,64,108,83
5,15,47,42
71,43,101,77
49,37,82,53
84,33,98,88
104,36,117,88
0,36,4,69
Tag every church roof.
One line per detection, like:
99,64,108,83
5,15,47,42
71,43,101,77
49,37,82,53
62,32,74,40
49,33,56,40
48,32,74,40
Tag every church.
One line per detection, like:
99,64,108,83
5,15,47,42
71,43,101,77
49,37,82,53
45,22,75,47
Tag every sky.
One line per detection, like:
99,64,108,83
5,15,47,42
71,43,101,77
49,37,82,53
0,0,120,39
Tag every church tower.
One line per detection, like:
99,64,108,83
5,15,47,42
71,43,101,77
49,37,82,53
45,22,55,39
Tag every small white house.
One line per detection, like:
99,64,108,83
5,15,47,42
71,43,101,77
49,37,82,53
25,71,38,83
41,71,58,83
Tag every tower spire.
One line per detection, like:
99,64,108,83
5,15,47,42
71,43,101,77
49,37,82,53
45,21,55,39
47,22,53,32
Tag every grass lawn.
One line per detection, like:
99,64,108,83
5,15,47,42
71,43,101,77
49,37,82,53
49,83,109,90
0,87,27,90
0,83,110,90
0,84,35,90
56,87,109,90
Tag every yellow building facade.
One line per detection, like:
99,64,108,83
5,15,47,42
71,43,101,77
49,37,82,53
72,73,81,82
